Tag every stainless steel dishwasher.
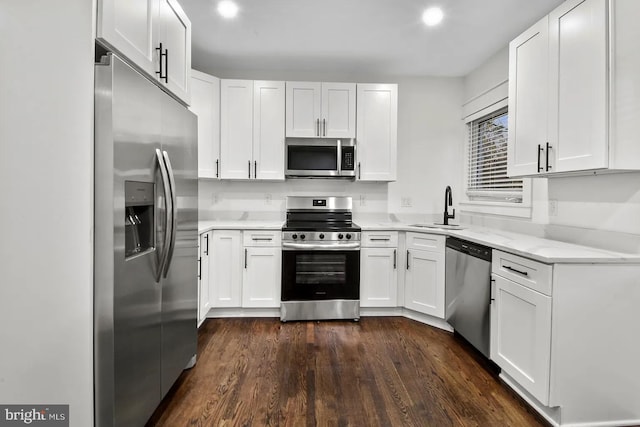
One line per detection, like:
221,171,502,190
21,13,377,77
445,237,492,358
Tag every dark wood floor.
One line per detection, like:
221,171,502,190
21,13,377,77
147,317,548,427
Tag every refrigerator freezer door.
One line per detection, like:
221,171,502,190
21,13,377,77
159,88,198,397
95,54,167,427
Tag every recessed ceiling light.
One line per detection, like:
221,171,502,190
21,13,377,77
217,0,239,19
422,7,444,26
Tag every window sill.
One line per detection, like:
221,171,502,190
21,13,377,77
459,200,532,218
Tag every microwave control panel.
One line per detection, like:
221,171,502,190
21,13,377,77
341,146,355,171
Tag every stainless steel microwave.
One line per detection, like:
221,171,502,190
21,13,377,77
285,139,356,178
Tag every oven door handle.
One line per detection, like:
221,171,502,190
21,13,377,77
282,242,361,251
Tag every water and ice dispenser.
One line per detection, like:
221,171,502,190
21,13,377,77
124,181,154,258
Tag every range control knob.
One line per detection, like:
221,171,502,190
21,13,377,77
338,233,344,239
292,234,298,240
300,234,306,240
319,233,325,239
346,233,352,240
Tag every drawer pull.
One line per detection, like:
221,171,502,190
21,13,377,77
504,265,528,276
370,238,390,241
252,237,273,241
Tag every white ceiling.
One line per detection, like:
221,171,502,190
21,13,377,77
181,0,565,78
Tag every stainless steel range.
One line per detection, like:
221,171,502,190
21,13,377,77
281,196,361,321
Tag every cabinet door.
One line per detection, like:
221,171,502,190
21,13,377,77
360,247,398,307
285,82,321,137
253,81,285,180
356,84,398,181
490,274,552,405
404,248,445,318
158,0,191,104
97,0,160,79
507,17,549,177
198,232,211,324
321,83,356,138
190,70,220,179
210,231,242,307
242,247,281,308
220,80,254,179
548,0,608,173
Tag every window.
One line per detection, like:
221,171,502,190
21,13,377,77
467,108,523,203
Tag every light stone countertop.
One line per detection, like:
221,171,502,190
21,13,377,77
198,219,640,264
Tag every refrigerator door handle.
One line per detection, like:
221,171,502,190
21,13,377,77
162,150,178,277
155,148,173,283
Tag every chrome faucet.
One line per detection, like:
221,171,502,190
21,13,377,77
443,186,455,225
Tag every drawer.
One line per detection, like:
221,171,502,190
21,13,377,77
405,232,445,253
242,230,281,247
492,250,552,296
362,231,398,247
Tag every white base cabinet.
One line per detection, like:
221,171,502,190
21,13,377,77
403,233,445,318
360,232,398,308
197,232,211,325
490,274,552,405
209,230,242,308
490,250,640,427
242,230,281,308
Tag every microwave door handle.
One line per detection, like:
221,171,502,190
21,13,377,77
155,149,172,283
162,150,178,278
337,139,342,175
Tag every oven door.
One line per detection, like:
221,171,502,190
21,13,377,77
281,248,360,301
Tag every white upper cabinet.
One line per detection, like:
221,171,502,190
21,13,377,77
507,17,549,177
158,0,191,104
97,0,191,105
286,82,321,137
220,79,285,180
508,0,640,177
548,0,607,173
220,79,254,180
190,70,220,179
356,84,398,181
253,81,285,180
285,82,356,138
97,0,159,77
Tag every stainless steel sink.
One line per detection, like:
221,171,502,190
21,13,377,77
409,223,464,230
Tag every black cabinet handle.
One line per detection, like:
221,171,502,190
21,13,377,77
537,144,543,172
546,142,552,171
393,249,397,270
204,234,209,255
197,257,201,279
216,159,219,178
370,238,390,241
316,119,320,136
490,278,495,304
254,161,257,179
406,250,410,270
244,248,248,269
358,162,362,180
155,43,168,83
248,160,251,178
504,265,528,276
323,118,326,136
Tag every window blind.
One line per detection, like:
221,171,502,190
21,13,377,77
467,109,523,202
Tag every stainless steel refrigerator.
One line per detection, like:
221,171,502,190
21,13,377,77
94,53,198,427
